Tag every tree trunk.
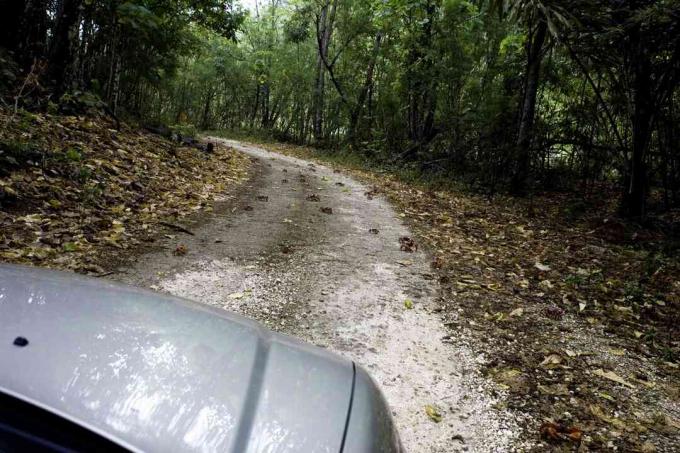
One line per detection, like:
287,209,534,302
312,14,326,141
261,82,270,128
621,27,653,218
511,19,548,195
312,0,338,143
110,55,121,114
348,32,382,143
201,89,214,130
47,0,82,97
406,1,437,146
19,0,49,71
250,82,260,129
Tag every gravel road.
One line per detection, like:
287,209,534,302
115,140,522,452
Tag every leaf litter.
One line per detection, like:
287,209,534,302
0,108,250,273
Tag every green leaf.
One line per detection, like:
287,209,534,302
62,242,77,252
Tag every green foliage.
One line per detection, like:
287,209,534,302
64,147,83,162
117,0,680,215
170,123,198,137
6,0,679,214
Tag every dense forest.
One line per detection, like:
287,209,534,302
2,0,680,219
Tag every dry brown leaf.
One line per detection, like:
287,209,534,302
593,369,635,389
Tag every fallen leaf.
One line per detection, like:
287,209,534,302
431,256,444,269
539,279,554,290
174,244,188,256
593,369,635,388
399,236,418,252
404,299,414,309
596,391,615,402
540,422,560,441
640,442,657,453
537,383,569,396
424,405,442,423
539,422,581,443
540,353,563,368
509,307,524,317
535,262,551,272
82,264,105,274
228,292,244,300
590,404,628,430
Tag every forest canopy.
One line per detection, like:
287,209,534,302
2,0,680,220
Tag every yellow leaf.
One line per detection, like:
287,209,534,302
425,405,442,423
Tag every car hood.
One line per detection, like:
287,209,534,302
0,265,354,452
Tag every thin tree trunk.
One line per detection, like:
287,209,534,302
251,83,261,129
20,0,48,72
201,89,214,130
111,55,121,114
621,28,653,218
348,32,382,143
47,0,82,97
511,19,548,195
312,0,338,143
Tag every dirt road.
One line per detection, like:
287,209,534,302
115,140,523,452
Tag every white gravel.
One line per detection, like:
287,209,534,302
118,140,525,452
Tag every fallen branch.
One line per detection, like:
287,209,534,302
93,271,116,278
159,221,195,236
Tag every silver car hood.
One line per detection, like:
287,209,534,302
0,265,354,452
